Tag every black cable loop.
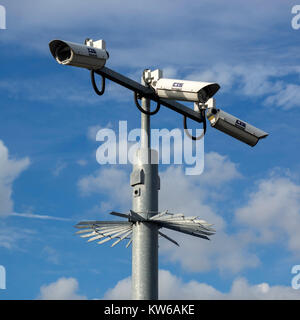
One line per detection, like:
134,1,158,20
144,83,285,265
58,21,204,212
183,109,207,141
91,69,105,96
134,91,161,116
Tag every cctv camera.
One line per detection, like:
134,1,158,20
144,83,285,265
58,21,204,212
49,39,109,70
145,69,220,104
151,78,220,104
206,107,268,147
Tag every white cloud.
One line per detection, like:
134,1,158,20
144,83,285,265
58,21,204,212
235,175,300,255
42,246,60,265
188,64,300,109
10,212,71,221
158,164,257,273
0,224,35,250
77,159,88,166
38,270,300,300
162,66,178,78
52,161,67,177
0,77,101,106
159,166,226,228
103,269,300,300
103,276,132,300
199,152,242,187
160,230,259,273
264,84,300,110
78,167,131,212
0,212,69,251
37,277,87,300
0,140,30,217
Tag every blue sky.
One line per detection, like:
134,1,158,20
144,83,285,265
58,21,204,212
1,0,300,299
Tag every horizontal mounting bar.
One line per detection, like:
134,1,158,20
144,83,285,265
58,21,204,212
95,67,203,123
96,67,153,96
75,221,131,228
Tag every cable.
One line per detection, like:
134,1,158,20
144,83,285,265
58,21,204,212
91,69,105,96
134,91,161,116
183,109,207,141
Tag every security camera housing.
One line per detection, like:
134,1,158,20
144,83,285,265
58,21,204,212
207,108,268,147
49,39,109,70
150,78,220,104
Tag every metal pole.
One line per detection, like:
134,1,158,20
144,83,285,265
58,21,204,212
131,76,160,300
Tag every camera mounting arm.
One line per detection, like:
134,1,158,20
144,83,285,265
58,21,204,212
94,67,204,123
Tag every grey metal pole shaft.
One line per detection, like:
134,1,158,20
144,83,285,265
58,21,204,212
131,77,159,300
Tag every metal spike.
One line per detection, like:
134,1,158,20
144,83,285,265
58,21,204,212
109,211,131,219
97,237,114,245
126,238,133,248
94,225,129,234
80,231,98,238
158,231,179,247
88,226,131,242
149,210,168,220
107,227,132,239
157,223,210,240
75,228,94,234
76,221,130,228
111,230,133,247
129,210,145,221
97,227,132,244
87,234,105,242
152,213,184,221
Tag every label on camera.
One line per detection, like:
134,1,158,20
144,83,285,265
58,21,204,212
88,48,97,56
172,82,184,89
235,119,246,130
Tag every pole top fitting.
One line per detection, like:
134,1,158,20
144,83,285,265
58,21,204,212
143,69,163,86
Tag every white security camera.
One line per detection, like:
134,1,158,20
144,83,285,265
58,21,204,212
49,39,109,70
206,106,268,147
145,69,220,103
151,78,220,104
